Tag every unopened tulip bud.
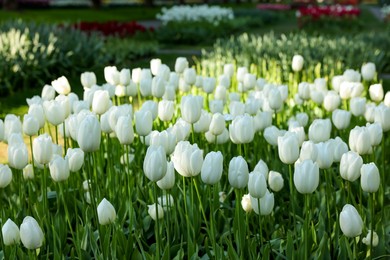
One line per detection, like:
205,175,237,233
268,171,284,192
369,84,383,102
81,72,97,89
2,218,20,246
228,156,249,189
361,163,380,193
201,151,223,185
241,194,252,213
339,204,363,237
52,76,71,95
33,134,53,165
97,198,116,225
292,55,304,72
20,216,44,249
143,145,167,182
278,132,299,164
23,164,34,180
248,170,267,198
157,161,175,190
340,151,363,182
362,230,379,247
294,159,319,194
251,190,274,215
148,203,164,220
361,63,376,81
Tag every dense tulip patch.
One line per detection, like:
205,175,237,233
0,56,389,259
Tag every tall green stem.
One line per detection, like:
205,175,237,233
182,176,193,256
153,182,161,260
304,194,310,260
369,193,375,260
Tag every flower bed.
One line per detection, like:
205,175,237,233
0,54,389,258
72,21,150,38
297,5,360,22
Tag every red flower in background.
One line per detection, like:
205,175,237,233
73,21,151,37
298,5,360,20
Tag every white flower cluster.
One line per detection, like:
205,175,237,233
156,5,234,26
381,5,390,17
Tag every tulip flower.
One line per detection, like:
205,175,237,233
201,151,223,185
292,54,304,72
308,119,331,143
141,100,158,120
149,130,176,155
92,90,111,115
104,66,120,86
323,91,341,112
23,114,39,136
158,100,175,122
315,141,334,169
253,111,272,132
374,104,390,132
250,190,274,215
143,145,167,182
224,63,234,78
369,84,384,102
148,203,164,221
77,115,101,152
241,194,252,213
385,91,390,107
228,156,249,189
229,101,245,118
268,171,284,192
361,163,380,193
4,114,22,143
300,140,318,161
264,126,285,146
135,110,153,137
248,170,267,198
332,109,351,130
23,164,34,180
339,204,363,237
180,95,202,124
203,77,216,94
229,114,255,144
150,58,161,76
157,161,175,190
209,113,225,136
2,218,20,246
20,216,44,249
49,155,70,182
349,126,372,155
81,71,97,89
151,76,166,99
8,142,29,170
97,198,116,225
194,110,211,133
41,84,55,101
55,94,71,119
362,230,379,247
350,97,366,117
175,57,188,74
294,159,319,194
361,62,376,81
171,141,203,177
278,132,299,164
183,68,196,85
343,69,361,82
340,151,363,182
236,67,248,82
330,137,349,163
0,164,12,188
43,100,66,126
52,76,71,95
33,134,53,165
66,148,84,172
268,87,283,111
298,82,311,100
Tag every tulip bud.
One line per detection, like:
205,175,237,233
229,114,255,144
180,95,202,124
104,66,120,86
23,114,39,136
374,104,390,132
148,203,164,220
360,163,380,193
264,126,285,146
4,115,22,142
92,90,111,115
332,75,344,93
350,97,366,117
149,130,176,155
151,76,166,98
203,77,216,94
51,76,71,95
157,161,175,190
33,134,53,165
135,110,153,137
250,190,274,215
20,216,44,249
315,141,334,169
81,71,97,89
294,159,319,194
292,55,304,72
175,57,188,74
66,148,84,172
361,63,376,81
23,164,34,180
366,122,382,147
228,156,249,189
298,82,311,100
340,151,363,182
194,110,211,133
41,84,55,101
330,137,349,163
362,230,379,247
332,109,351,130
0,164,12,188
171,141,203,177
49,155,70,182
201,151,223,185
183,68,196,85
343,69,361,82
253,111,272,132
143,145,167,182
97,198,116,225
268,87,283,111
308,119,332,143
339,204,363,237
208,113,225,136
268,171,284,192
243,73,256,91
369,84,383,102
150,58,161,76
349,126,372,155
323,91,341,112
248,170,267,198
2,218,20,246
278,132,299,164
43,100,66,126
241,194,252,213
78,115,101,152
8,142,29,170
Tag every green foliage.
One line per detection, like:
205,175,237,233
0,20,107,95
200,31,390,83
104,36,158,68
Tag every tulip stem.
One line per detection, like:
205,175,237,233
165,192,171,260
324,170,332,234
153,182,161,260
55,125,59,145
369,193,375,260
257,198,264,248
42,165,48,213
288,164,297,242
304,194,310,260
182,176,193,257
63,122,67,153
29,136,35,170
234,188,244,258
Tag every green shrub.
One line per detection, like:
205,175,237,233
0,20,107,95
200,31,390,83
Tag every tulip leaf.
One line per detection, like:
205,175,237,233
286,230,294,260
